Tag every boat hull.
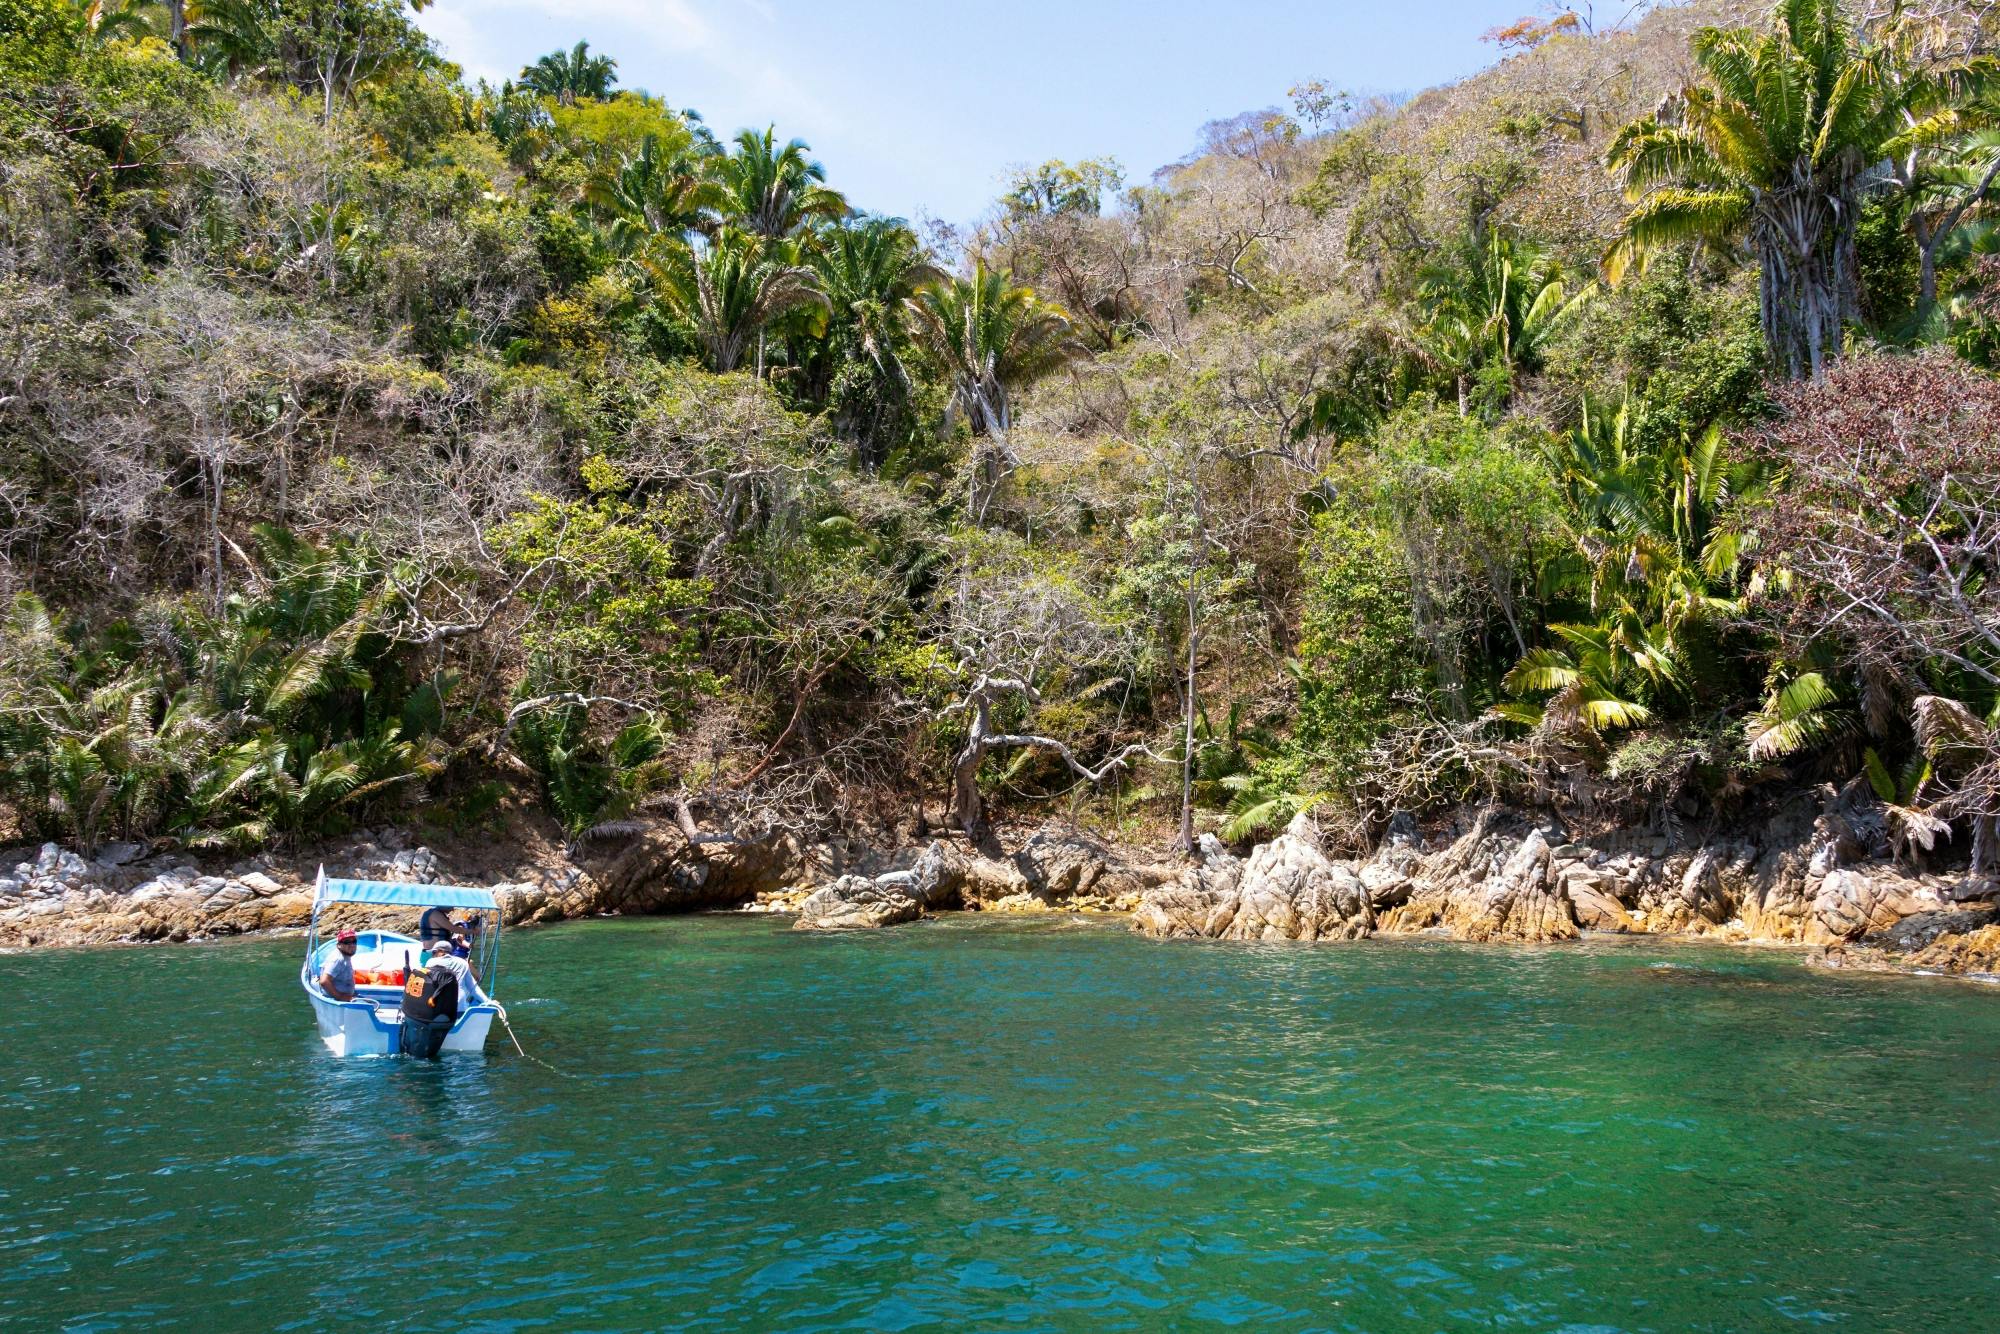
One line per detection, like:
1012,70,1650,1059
302,928,499,1057
305,987,497,1057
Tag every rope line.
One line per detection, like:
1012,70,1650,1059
497,1009,579,1079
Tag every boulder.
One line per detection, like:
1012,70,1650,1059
1130,844,1244,939
1562,867,1638,932
1133,814,1372,942
796,842,960,930
1358,862,1412,909
200,883,257,914
388,847,439,885
1809,867,1942,942
36,843,90,883
490,880,555,926
236,871,284,897
1008,828,1167,906
584,821,804,914
795,875,926,929
93,841,146,869
1380,823,1580,942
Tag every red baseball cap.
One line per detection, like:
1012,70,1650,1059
335,928,358,943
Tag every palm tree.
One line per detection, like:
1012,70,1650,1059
714,127,850,241
69,0,161,45
586,128,724,255
1414,229,1591,414
810,216,940,464
182,0,273,79
1905,119,2000,312
904,263,1072,521
1604,0,1980,379
653,228,827,374
711,127,849,376
520,40,617,106
1500,401,1763,737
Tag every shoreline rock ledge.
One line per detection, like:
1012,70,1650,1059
1129,798,2000,976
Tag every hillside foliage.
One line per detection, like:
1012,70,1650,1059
1,0,1997,870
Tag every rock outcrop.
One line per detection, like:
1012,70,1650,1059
1131,786,2000,967
1132,816,1374,942
1382,826,1580,942
0,832,589,949
580,822,803,915
795,842,963,930
1377,818,1577,942
8,780,1998,978
793,824,1179,929
1006,828,1167,909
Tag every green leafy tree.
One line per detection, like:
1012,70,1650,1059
713,125,849,240
903,262,1072,520
1604,0,1981,378
1001,156,1124,218
518,39,615,106
809,215,939,465
1293,503,1427,780
652,227,827,374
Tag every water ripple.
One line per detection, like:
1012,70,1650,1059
3,920,1998,1330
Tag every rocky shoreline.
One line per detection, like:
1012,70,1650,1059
6,788,1998,980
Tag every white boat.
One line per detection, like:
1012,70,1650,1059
300,871,506,1057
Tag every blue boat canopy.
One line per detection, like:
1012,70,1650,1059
315,878,499,911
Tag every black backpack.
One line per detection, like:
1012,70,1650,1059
401,963,461,1023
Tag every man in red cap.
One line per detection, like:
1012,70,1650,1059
318,928,359,1001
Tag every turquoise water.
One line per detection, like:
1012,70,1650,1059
4,917,2000,1332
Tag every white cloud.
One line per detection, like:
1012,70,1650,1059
422,0,844,137
422,0,717,87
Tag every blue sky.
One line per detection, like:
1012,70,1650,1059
419,0,1542,226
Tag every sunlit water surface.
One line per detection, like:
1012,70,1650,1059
4,916,1999,1331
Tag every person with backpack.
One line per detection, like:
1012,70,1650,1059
399,937,479,1059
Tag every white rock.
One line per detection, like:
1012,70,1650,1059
201,884,256,913
34,844,89,882
389,848,440,884
237,871,284,897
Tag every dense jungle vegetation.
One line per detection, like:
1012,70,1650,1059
1,0,1997,872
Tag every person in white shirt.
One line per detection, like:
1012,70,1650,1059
424,937,483,1006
